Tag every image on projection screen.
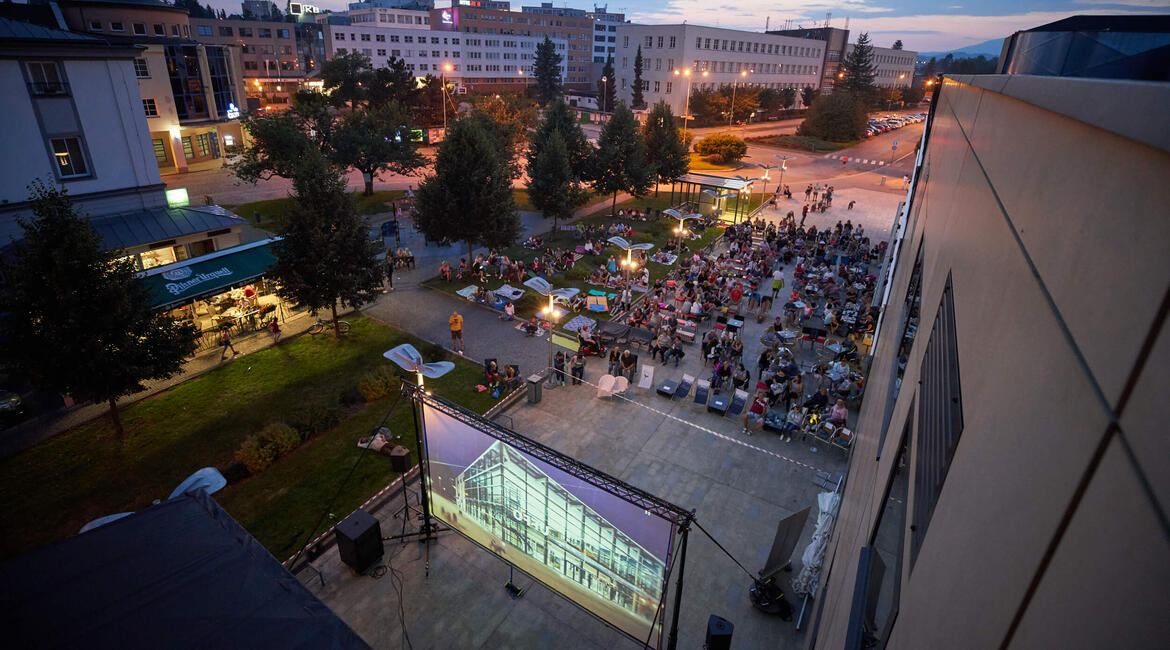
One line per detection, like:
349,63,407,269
422,404,674,641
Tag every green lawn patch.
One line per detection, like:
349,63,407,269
688,152,740,171
746,134,858,153
228,190,407,231
0,316,495,561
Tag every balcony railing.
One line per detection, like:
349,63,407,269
28,81,70,96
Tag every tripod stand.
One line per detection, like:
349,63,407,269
383,389,448,576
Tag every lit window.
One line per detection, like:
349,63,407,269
50,137,88,178
142,98,158,117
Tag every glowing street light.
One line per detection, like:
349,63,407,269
600,75,608,113
673,67,708,134
524,277,577,387
664,208,699,247
729,69,749,128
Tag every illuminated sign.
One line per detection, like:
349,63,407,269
441,9,453,24
226,102,240,119
165,188,189,208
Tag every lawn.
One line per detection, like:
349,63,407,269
421,193,721,323
688,152,740,171
0,316,496,561
227,189,407,231
746,134,859,153
512,188,610,214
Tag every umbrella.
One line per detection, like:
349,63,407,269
168,467,227,500
384,344,455,380
792,491,840,597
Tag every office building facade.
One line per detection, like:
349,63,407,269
803,74,1170,648
613,24,825,116
189,17,325,111
325,21,564,93
767,26,848,94
845,43,916,88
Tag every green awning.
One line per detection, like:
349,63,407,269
139,239,277,309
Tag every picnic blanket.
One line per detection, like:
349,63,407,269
494,284,525,300
563,314,598,333
587,289,618,299
650,252,679,266
456,285,478,300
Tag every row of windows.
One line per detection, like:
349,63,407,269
462,12,587,28
198,24,290,39
348,11,428,25
88,19,187,38
875,53,915,65
242,60,298,71
623,78,812,93
620,33,820,60
335,32,460,45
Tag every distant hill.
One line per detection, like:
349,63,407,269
918,38,1005,60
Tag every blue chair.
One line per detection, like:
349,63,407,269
693,379,710,407
727,389,749,417
656,380,678,398
673,373,695,400
707,393,730,415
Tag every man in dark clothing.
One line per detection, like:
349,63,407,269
804,387,830,411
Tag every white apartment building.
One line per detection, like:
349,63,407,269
614,24,826,116
847,43,917,88
324,23,566,92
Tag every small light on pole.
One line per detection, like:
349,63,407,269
600,75,608,113
730,68,749,128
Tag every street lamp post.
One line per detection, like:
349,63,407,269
600,75,607,113
729,69,748,128
539,293,565,388
442,63,453,132
673,68,708,135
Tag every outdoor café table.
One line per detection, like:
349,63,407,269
727,318,744,333
779,330,800,343
826,342,845,355
803,317,828,340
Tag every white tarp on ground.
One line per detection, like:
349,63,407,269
792,491,840,597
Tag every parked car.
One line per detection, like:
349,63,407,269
0,389,24,427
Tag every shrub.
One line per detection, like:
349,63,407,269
293,398,344,436
358,365,399,402
704,153,725,165
695,134,748,163
338,385,364,406
261,421,300,455
221,461,250,484
235,435,278,474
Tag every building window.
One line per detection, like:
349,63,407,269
218,26,233,36
239,27,253,37
132,57,149,77
132,23,146,35
665,81,672,93
26,61,66,95
653,80,660,92
171,24,180,36
197,25,212,36
278,29,290,38
142,98,158,116
910,274,963,569
361,33,370,41
376,34,385,42
244,61,258,70
259,28,272,38
280,46,292,55
154,24,165,36
89,20,102,31
151,138,170,165
50,137,88,178
110,21,124,32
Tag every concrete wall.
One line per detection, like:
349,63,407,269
808,75,1170,648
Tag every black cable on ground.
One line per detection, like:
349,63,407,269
287,388,407,573
692,518,758,582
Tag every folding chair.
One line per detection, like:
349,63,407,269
638,365,655,391
693,380,710,407
612,375,630,395
673,373,694,400
727,389,749,417
707,392,729,414
656,379,678,398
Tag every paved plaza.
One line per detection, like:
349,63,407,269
298,186,902,648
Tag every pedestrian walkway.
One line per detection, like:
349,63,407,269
823,153,888,166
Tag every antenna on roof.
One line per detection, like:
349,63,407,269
825,12,831,28
765,16,769,31
845,17,849,31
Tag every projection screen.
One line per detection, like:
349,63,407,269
421,402,676,642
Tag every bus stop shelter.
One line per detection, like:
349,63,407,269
668,172,754,224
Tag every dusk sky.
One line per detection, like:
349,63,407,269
207,0,1168,51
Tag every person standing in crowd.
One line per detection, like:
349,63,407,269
449,310,465,354
553,351,567,386
608,346,622,376
268,319,282,344
620,348,638,381
743,390,768,436
383,253,394,293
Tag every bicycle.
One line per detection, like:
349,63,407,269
308,317,351,336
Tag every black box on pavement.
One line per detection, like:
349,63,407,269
335,509,383,574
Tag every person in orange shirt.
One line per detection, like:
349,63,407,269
449,310,464,354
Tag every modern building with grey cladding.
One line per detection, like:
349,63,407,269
803,74,1170,648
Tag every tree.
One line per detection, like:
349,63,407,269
695,134,748,164
641,101,688,195
527,131,587,231
599,56,616,113
332,102,425,196
533,36,563,105
321,51,372,109
757,87,782,116
922,57,938,80
270,152,383,339
472,92,539,155
893,39,904,50
800,86,818,109
0,182,197,437
902,82,926,106
232,110,318,183
797,91,869,142
367,57,419,110
631,46,646,110
841,32,877,96
589,102,654,214
529,98,591,180
780,87,797,110
413,74,446,128
415,115,520,262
